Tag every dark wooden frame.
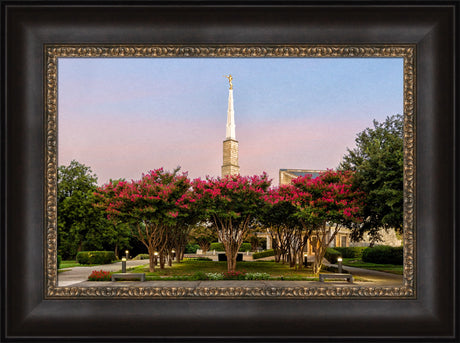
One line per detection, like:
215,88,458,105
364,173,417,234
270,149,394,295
1,1,457,341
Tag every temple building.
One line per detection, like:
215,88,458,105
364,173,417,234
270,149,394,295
221,74,240,176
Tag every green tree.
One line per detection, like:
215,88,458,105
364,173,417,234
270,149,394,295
339,114,403,241
189,224,218,254
57,160,100,258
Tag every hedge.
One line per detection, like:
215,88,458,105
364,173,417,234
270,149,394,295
324,248,341,264
333,247,367,258
253,249,275,259
76,251,116,265
134,254,150,260
209,242,252,252
210,242,225,251
185,243,200,253
362,245,403,265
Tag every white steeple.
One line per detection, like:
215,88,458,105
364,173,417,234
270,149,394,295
226,88,236,139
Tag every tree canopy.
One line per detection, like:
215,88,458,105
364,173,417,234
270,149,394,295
339,114,403,242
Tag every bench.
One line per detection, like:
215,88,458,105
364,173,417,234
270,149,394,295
111,273,146,282
319,273,353,283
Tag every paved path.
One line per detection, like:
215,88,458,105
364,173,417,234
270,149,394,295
326,263,403,286
58,260,149,286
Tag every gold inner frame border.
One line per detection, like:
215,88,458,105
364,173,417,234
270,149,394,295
44,45,415,299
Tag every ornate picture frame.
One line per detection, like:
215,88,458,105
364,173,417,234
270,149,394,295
46,44,415,299
2,2,456,341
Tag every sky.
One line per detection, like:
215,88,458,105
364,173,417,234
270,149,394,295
58,57,403,186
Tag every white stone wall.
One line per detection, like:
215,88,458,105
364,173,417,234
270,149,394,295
222,138,240,176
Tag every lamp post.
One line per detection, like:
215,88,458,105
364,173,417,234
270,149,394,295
154,251,159,265
304,253,308,267
125,250,129,260
337,257,343,273
121,257,127,273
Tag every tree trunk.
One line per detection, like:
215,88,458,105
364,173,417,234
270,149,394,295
114,243,119,259
148,248,156,273
159,252,166,269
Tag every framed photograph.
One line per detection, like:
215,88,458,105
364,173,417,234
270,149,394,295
2,1,457,341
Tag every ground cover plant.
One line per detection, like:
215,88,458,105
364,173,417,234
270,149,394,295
88,270,113,281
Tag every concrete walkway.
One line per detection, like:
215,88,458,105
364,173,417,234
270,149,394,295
58,260,149,286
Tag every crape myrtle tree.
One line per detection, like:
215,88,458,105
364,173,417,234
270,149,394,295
261,185,303,265
94,168,195,272
291,170,364,274
192,173,271,272
339,114,403,242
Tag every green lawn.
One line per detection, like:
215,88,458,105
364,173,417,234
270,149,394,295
341,258,403,275
59,260,117,269
125,259,361,281
127,259,316,280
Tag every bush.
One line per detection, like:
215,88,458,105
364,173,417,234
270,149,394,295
192,271,209,280
362,245,403,265
334,247,367,258
245,272,270,280
252,249,275,259
223,270,247,280
240,242,252,252
209,242,225,251
88,270,112,281
76,251,116,265
324,248,341,264
57,255,62,269
134,253,150,260
185,243,200,254
185,257,213,261
206,272,224,280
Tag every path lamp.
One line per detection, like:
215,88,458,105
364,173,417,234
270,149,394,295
121,257,127,273
125,250,129,260
154,251,159,265
304,253,308,267
337,257,343,273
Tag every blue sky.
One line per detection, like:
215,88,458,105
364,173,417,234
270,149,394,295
58,57,403,185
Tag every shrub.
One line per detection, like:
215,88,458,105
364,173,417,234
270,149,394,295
185,257,213,261
76,251,116,265
88,270,112,281
209,242,251,252
185,243,200,254
334,247,367,258
223,270,247,280
245,272,270,280
324,248,341,264
192,271,209,280
239,243,252,252
252,249,275,259
134,254,150,260
209,242,225,251
362,245,403,265
57,255,62,269
206,272,224,280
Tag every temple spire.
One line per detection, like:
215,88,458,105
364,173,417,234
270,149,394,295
222,75,240,176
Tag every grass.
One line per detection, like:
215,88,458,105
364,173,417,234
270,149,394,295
125,259,342,281
59,260,117,269
341,258,403,275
